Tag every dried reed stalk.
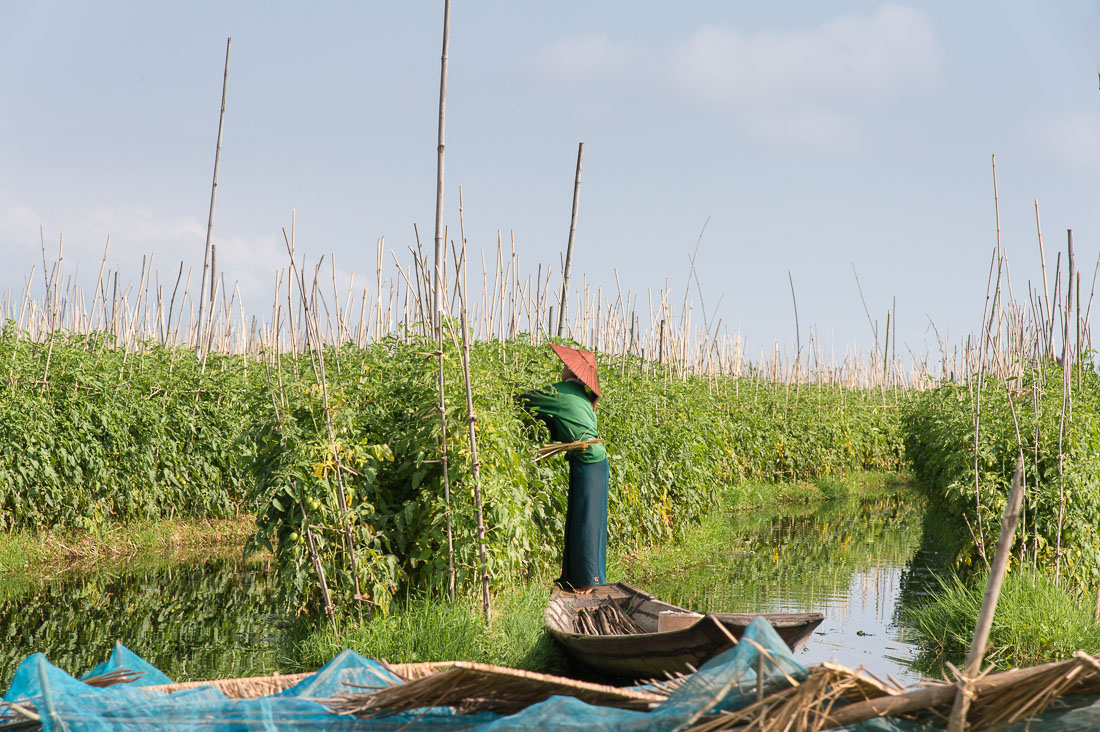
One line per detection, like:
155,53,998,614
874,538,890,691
326,660,665,717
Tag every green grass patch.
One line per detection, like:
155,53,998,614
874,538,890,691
904,569,1100,672
287,574,566,674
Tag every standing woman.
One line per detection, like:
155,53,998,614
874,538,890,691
520,345,609,594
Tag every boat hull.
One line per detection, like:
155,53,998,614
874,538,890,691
545,583,823,678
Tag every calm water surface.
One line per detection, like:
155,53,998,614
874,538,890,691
633,489,937,685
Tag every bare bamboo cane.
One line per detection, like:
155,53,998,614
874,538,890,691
431,0,451,333
1056,231,1074,582
300,500,336,630
197,37,231,358
557,142,584,337
947,456,1027,732
456,233,491,623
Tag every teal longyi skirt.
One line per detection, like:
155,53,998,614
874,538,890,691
557,457,609,589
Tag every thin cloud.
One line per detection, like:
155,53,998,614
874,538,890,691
534,4,940,148
668,5,939,106
743,106,856,149
1034,111,1100,169
533,35,639,83
0,197,288,314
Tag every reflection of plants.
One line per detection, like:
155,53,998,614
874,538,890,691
627,487,925,614
0,559,288,688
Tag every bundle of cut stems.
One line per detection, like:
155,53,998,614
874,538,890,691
535,438,603,462
572,601,647,636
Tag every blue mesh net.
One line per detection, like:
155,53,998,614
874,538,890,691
20,616,1086,731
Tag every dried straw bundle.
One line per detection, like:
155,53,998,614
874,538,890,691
947,651,1100,731
685,661,896,732
572,599,647,636
81,668,146,688
324,660,666,717
145,671,313,699
144,661,461,698
535,438,603,462
689,651,1100,732
0,702,40,732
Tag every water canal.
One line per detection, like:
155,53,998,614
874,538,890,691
0,484,938,688
624,485,936,684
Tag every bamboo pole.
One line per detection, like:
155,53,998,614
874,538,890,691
282,230,365,613
946,456,1027,732
431,0,451,333
557,142,584,337
1056,231,1074,582
1035,200,1053,357
456,232,491,623
300,500,337,630
197,37,231,358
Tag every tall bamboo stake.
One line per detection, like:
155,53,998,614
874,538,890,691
196,37,231,358
283,229,365,614
947,456,1027,732
432,0,451,333
1056,230,1074,582
557,142,584,337
457,234,491,623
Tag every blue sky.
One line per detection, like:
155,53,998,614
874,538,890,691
2,1,1099,361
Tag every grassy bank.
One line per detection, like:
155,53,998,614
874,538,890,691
0,516,262,610
904,569,1100,672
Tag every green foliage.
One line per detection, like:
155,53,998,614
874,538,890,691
243,339,907,616
0,329,260,530
1,328,906,618
903,365,1100,590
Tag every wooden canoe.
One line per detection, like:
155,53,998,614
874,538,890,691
544,582,824,678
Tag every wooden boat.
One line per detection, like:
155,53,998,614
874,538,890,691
545,582,824,678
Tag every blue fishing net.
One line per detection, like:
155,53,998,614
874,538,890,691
21,615,1086,731
3,646,494,731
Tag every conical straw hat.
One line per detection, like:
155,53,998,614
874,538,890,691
550,344,601,401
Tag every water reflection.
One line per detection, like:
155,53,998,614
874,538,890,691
0,489,938,689
0,559,296,688
634,490,935,684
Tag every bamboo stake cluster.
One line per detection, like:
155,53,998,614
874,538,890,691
2,240,959,391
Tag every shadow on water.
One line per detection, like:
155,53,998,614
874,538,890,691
628,486,943,684
0,558,302,688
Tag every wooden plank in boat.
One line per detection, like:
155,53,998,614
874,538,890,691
657,611,703,633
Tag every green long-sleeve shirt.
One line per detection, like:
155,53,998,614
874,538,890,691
519,381,606,464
